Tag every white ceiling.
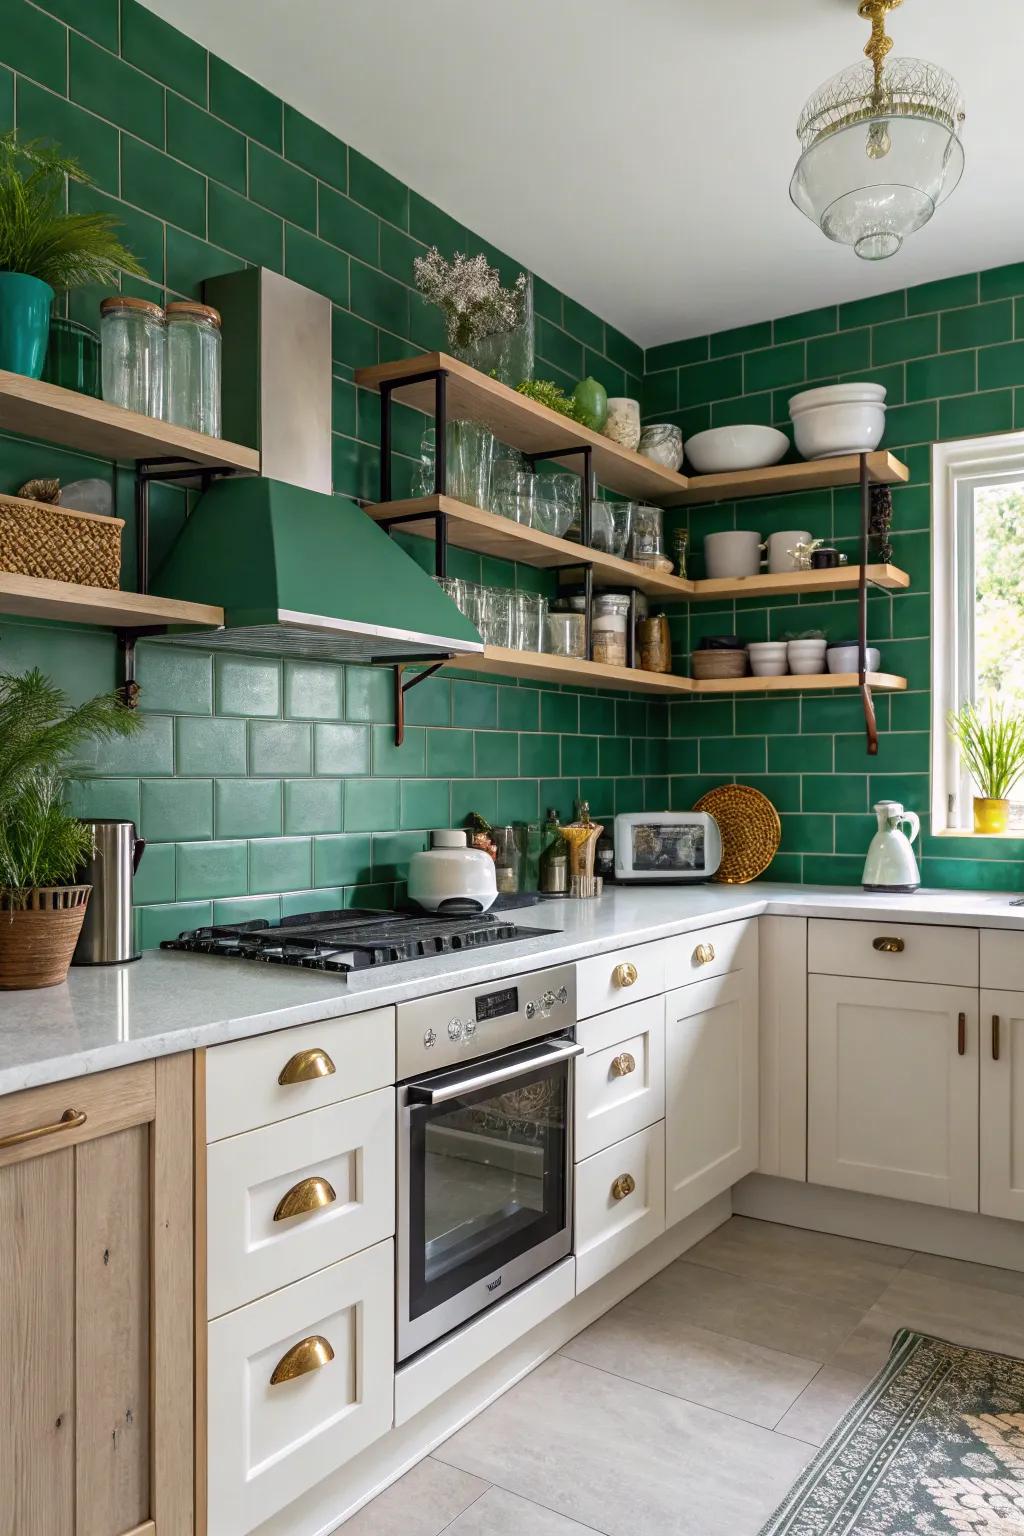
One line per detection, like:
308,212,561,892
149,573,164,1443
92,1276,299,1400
146,0,1024,349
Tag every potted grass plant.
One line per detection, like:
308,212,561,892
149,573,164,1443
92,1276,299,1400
0,668,141,989
0,133,146,378
948,700,1024,835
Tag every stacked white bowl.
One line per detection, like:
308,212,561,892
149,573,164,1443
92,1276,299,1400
788,382,886,460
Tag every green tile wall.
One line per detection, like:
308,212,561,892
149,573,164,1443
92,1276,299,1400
643,263,1024,891
0,2,654,945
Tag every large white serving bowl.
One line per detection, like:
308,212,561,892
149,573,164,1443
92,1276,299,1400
789,382,887,460
685,425,789,474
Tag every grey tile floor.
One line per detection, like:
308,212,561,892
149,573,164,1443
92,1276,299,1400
344,1216,1024,1535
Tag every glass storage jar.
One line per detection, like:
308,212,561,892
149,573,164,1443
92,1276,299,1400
545,611,587,658
631,504,664,565
100,296,166,418
43,317,100,397
639,614,672,673
165,301,222,436
592,612,628,667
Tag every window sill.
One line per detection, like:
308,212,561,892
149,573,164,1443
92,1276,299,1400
931,827,1024,840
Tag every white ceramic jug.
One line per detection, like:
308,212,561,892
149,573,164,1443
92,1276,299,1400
862,800,921,892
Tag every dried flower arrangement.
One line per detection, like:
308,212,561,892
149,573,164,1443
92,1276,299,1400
413,247,528,352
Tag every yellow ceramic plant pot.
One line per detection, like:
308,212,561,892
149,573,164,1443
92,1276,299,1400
974,797,1011,835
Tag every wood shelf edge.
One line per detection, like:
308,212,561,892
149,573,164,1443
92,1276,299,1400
0,572,225,629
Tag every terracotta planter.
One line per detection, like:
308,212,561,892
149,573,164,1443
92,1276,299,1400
0,886,91,990
973,797,1011,836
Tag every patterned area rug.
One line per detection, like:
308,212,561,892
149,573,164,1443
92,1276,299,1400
760,1329,1024,1534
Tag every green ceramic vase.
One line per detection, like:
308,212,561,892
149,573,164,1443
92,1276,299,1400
0,272,55,378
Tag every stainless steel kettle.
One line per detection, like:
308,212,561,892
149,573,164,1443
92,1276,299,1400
72,820,146,965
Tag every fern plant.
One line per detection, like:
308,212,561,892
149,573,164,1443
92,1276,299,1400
948,700,1024,800
0,669,142,906
0,133,146,290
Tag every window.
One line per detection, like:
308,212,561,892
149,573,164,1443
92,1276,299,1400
932,431,1024,833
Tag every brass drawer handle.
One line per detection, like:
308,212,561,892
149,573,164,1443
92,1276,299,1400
0,1107,86,1151
693,942,716,966
958,1012,967,1057
611,1052,636,1078
611,1173,636,1201
270,1334,335,1385
278,1047,336,1085
273,1176,337,1222
993,1014,1001,1062
613,962,638,988
872,937,905,954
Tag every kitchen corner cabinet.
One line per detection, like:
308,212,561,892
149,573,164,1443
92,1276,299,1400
0,1056,194,1536
981,991,1024,1221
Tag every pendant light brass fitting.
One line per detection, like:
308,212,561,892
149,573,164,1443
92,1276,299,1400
858,0,903,91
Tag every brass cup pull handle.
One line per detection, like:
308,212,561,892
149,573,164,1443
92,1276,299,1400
270,1334,335,1385
611,1173,636,1201
611,1052,636,1078
278,1047,337,1086
873,937,905,954
273,1176,337,1222
693,943,716,967
0,1107,87,1151
958,1012,967,1057
993,1014,1001,1062
613,962,638,989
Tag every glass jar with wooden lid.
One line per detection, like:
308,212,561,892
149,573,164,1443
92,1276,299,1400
165,301,222,437
100,295,166,418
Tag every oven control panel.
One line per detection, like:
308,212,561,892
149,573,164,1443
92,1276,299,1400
396,964,577,1080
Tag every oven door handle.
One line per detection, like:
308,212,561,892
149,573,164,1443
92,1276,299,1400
407,1040,584,1106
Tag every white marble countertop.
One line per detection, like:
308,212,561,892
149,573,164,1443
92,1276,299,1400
2,881,1023,1096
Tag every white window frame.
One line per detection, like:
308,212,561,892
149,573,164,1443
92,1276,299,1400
932,430,1024,834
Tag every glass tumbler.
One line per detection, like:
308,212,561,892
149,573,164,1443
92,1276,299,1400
449,419,497,508
42,317,100,397
492,467,536,525
631,504,665,565
513,591,548,651
533,474,575,537
481,587,514,648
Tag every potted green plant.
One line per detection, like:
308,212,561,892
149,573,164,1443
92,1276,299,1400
0,668,141,989
948,700,1024,835
0,133,146,379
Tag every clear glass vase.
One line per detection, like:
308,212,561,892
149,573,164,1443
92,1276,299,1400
454,275,534,386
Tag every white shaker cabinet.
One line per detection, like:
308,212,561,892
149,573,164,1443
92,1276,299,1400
980,991,1024,1221
808,975,979,1211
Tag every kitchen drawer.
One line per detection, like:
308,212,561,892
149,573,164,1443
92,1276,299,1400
205,1006,395,1142
981,929,1024,992
207,1087,395,1318
207,1238,394,1536
574,1122,665,1293
808,918,978,988
664,918,756,991
576,939,666,1020
576,996,665,1161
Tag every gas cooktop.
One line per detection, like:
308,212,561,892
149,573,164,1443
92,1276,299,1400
160,908,554,974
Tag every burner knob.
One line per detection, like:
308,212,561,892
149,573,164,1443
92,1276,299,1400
525,1001,536,1020
423,1029,437,1049
448,1019,463,1041
556,986,568,1005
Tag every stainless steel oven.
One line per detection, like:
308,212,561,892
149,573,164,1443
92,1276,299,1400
396,964,578,1361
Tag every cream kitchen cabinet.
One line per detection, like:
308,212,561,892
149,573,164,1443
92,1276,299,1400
808,975,979,1210
981,990,1024,1221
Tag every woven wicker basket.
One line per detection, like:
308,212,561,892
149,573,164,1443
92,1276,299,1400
0,886,91,990
0,496,123,588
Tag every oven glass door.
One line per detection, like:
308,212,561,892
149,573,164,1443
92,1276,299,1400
405,1043,571,1336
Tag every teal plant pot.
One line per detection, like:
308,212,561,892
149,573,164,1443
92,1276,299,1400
0,272,55,378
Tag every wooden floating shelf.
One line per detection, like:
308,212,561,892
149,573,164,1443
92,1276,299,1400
0,571,225,630
444,646,907,697
676,450,909,506
368,496,910,602
0,370,260,472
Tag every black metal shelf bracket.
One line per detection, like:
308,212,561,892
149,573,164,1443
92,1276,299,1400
386,656,454,747
858,451,879,757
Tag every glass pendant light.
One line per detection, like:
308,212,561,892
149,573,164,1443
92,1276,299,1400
790,0,965,260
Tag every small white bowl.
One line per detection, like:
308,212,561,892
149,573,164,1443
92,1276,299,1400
789,383,887,461
747,641,789,677
685,425,789,474
787,638,828,675
789,382,887,413
827,645,881,674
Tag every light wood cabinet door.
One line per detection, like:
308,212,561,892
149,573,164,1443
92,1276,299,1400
0,1057,194,1536
981,990,1024,1221
808,976,979,1211
664,967,758,1228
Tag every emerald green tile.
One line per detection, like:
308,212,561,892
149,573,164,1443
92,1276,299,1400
745,341,806,393
318,185,379,265
208,182,282,270
349,148,408,228
141,777,212,840
779,813,833,854
923,857,1024,892
734,698,799,735
0,64,10,132
498,687,540,732
906,349,976,402
836,728,928,774
562,297,604,352
36,0,116,47
599,737,631,776
409,192,466,257
250,836,311,893
369,723,423,777
176,839,247,900
709,321,772,359
980,262,1024,302
883,400,937,446
285,225,349,308
808,328,870,378
669,775,724,810
768,735,833,773
579,695,615,735
907,272,978,314
16,80,117,192
889,691,930,731
331,435,379,500
175,717,246,776
402,674,450,729
739,774,798,813
840,362,905,404
452,680,497,729
313,722,370,775
209,56,281,149
400,779,450,830
891,592,930,640
283,778,342,834
803,773,869,815
533,277,561,326
349,261,407,336
209,895,281,924
332,376,357,438
979,340,1024,390
699,736,766,774
313,832,372,887
775,306,837,344
667,738,698,774
132,840,174,904
582,349,625,400
282,660,344,721
425,728,473,778
380,223,427,287
800,693,871,734
615,779,644,814
283,104,347,191
536,318,583,378
215,655,280,716
646,335,708,371
872,314,938,365
165,227,241,300
249,722,311,776
71,34,163,145
835,815,875,855
644,369,678,414
122,0,206,104
122,136,206,236
68,180,164,283
137,646,211,714
1,0,66,91
939,390,1013,439
940,299,1012,352
473,730,518,777
94,714,171,775
839,289,905,330
678,355,742,408
518,732,559,777
617,700,647,736
138,901,212,950
800,854,863,886
606,323,644,378
372,830,427,881
868,772,928,809
214,778,281,838
280,887,346,916
448,779,496,827
492,780,537,824
167,93,246,193
344,777,399,832
541,693,578,734
66,777,141,825
344,670,393,727
559,735,597,776
671,699,733,738
249,143,316,232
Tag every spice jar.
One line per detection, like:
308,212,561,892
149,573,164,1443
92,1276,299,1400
100,296,166,418
165,301,222,436
492,825,520,895
639,614,672,673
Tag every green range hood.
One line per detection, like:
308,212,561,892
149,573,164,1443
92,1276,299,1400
150,476,483,663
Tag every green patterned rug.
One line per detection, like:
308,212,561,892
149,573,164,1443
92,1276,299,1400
760,1329,1024,1534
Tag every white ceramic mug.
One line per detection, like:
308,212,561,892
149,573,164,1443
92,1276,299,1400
703,530,762,580
765,530,812,574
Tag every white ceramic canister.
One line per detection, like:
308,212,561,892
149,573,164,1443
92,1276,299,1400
703,530,762,580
